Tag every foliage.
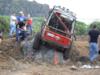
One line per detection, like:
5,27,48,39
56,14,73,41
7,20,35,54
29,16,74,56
0,16,10,32
0,0,49,17
33,17,44,32
75,21,88,35
89,21,100,30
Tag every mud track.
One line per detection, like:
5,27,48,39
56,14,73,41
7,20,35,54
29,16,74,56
0,38,100,75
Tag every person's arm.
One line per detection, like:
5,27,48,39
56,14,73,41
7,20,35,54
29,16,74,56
87,35,90,43
88,31,90,43
98,35,100,52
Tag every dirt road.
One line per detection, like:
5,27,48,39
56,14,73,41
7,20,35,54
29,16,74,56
0,57,100,75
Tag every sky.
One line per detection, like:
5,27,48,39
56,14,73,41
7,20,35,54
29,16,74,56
28,0,100,24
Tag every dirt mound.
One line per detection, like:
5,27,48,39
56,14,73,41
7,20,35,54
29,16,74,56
0,38,23,59
0,38,89,64
0,37,99,64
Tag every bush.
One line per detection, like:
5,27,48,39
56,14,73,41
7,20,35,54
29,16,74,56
0,16,10,38
33,17,44,32
0,16,10,32
75,21,88,35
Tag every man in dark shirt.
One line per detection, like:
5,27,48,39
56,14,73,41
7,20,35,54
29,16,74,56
88,25,100,63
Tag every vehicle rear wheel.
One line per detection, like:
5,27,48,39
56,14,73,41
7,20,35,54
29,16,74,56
33,32,41,50
63,48,71,60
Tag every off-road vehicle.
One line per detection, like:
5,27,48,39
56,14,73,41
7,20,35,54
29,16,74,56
33,6,76,59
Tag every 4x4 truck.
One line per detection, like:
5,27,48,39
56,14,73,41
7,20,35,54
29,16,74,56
33,6,76,59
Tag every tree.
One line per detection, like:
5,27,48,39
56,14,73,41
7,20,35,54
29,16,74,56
75,21,88,35
0,0,49,17
89,21,100,30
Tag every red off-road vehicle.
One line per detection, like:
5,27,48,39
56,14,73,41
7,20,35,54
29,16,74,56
33,6,76,59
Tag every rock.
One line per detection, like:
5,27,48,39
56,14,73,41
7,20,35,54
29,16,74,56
70,65,78,70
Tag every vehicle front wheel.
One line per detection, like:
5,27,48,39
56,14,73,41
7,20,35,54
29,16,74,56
33,32,41,50
63,48,70,60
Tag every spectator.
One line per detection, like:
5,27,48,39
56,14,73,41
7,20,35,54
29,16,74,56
26,14,33,35
16,11,27,41
98,32,100,54
9,13,16,37
88,25,100,64
16,11,26,29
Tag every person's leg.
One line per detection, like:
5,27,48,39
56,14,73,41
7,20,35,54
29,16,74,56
89,43,94,62
9,24,13,37
26,25,29,34
13,25,16,34
16,28,21,42
16,28,17,40
30,25,32,35
92,43,98,60
23,31,27,39
11,25,16,36
27,25,32,35
20,31,25,41
16,28,18,41
98,37,100,54
89,43,98,62
21,31,27,40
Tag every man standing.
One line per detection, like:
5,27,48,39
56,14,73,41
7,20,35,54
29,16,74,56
9,13,16,37
26,14,33,35
88,25,100,63
16,11,26,41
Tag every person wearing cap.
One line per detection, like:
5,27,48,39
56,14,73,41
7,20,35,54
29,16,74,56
16,11,27,41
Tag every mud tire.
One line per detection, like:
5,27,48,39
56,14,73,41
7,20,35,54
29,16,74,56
33,32,41,50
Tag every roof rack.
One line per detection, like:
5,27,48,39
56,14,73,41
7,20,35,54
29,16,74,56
52,6,76,21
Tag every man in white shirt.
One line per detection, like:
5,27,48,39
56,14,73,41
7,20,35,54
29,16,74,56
9,13,16,37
